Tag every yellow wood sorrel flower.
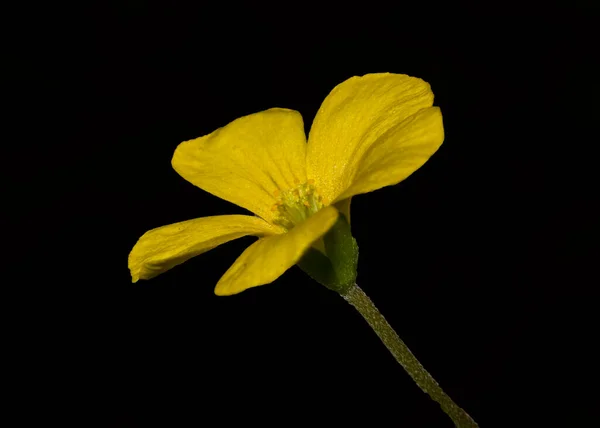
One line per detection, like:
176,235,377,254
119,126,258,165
128,73,444,296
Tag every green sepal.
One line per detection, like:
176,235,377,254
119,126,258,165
297,213,358,294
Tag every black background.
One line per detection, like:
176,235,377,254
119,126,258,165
14,2,598,427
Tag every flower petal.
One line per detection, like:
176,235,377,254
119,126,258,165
334,197,352,224
306,73,436,203
172,108,308,223
215,206,339,296
338,107,444,200
129,215,282,282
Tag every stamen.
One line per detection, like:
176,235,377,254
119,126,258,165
270,181,325,230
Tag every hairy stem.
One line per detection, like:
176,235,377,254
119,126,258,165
342,284,478,428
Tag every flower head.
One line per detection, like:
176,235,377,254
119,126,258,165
128,73,444,295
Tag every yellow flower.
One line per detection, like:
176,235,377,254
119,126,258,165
128,73,444,296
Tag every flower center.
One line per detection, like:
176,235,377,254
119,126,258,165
271,179,328,230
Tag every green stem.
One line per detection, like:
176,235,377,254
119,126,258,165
341,284,479,428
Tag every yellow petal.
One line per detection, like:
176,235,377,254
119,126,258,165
215,206,339,296
307,73,436,203
172,108,308,224
334,197,352,224
338,107,444,200
129,215,282,282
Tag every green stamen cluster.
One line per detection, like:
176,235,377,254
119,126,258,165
271,180,326,230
